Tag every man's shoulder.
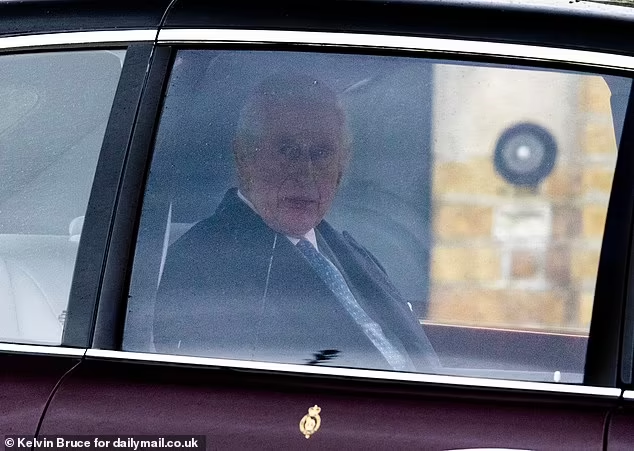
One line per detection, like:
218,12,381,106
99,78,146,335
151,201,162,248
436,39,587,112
168,212,227,255
169,189,264,252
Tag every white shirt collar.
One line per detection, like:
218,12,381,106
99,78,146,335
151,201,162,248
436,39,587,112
237,190,319,250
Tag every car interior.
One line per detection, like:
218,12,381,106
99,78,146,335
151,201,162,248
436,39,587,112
0,50,124,344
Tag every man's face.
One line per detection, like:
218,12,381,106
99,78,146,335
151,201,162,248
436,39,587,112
236,103,347,237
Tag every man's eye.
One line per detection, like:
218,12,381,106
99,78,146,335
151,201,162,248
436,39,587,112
279,144,301,159
310,147,333,160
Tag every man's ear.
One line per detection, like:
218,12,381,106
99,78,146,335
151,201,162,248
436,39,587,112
336,146,351,187
336,166,344,187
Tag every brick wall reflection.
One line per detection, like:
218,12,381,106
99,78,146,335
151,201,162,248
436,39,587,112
427,69,616,334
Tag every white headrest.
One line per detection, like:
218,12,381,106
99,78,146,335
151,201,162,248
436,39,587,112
68,216,84,242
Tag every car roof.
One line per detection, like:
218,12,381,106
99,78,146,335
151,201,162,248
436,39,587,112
2,0,634,25
0,0,171,35
2,0,634,57
416,0,634,18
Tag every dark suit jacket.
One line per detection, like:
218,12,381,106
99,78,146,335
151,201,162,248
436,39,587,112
154,188,438,371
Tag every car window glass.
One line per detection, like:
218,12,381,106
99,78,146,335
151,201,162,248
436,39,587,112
0,49,125,345
124,49,631,382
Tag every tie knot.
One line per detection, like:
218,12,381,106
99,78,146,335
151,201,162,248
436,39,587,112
296,239,313,249
296,239,324,264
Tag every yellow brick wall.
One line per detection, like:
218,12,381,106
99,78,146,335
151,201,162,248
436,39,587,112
434,159,508,195
434,205,494,239
577,76,617,327
431,246,501,282
427,74,616,333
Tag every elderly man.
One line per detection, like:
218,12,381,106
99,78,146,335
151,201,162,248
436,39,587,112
154,74,438,372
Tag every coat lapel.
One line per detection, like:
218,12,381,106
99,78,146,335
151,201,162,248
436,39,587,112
317,221,440,369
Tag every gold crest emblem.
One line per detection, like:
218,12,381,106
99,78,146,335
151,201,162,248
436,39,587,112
299,405,322,439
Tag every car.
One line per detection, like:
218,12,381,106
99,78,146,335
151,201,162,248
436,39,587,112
2,0,634,448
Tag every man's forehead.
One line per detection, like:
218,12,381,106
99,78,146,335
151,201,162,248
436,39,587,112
236,74,349,149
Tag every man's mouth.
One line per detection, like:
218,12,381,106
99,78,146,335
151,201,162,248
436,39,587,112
281,197,318,210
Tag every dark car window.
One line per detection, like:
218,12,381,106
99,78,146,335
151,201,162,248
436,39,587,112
0,49,125,345
123,49,631,382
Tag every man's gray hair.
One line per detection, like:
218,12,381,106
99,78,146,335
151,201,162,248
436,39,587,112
235,72,350,154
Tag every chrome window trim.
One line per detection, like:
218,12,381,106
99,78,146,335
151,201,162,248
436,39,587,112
0,342,85,357
624,391,634,400
87,349,620,397
158,29,634,71
0,30,157,51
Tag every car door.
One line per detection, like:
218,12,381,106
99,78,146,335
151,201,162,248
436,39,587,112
609,392,634,450
0,0,167,439
38,1,634,449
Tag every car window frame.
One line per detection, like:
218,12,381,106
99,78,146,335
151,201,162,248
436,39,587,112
65,41,160,349
91,28,634,395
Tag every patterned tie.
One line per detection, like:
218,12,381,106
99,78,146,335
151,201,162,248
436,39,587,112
296,239,410,371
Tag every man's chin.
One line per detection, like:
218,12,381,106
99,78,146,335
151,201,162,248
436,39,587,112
273,216,320,238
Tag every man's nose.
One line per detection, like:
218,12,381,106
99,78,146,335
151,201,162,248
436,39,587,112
288,146,316,178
